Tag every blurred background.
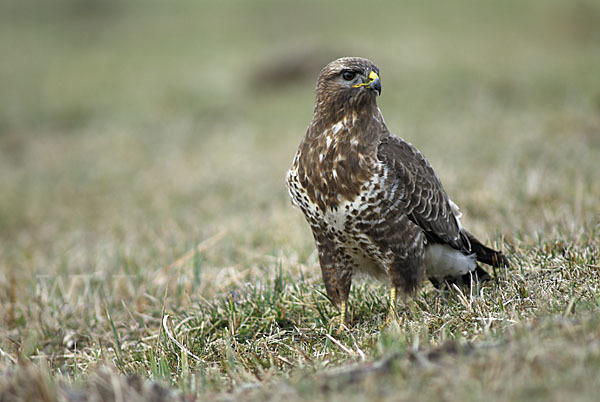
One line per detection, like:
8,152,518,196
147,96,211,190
1,0,599,295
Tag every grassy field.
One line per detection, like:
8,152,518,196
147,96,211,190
1,0,600,400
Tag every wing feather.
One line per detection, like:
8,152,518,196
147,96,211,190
378,134,470,253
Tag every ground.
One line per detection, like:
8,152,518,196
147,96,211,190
1,0,600,401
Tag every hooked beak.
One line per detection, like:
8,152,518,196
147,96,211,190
352,70,381,95
368,71,381,96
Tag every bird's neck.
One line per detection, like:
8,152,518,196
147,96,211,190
312,94,380,128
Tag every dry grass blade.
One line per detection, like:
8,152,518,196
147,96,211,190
162,314,203,362
0,348,16,364
325,334,357,357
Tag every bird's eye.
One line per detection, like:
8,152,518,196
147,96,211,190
341,71,356,81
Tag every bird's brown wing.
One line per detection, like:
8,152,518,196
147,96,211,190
377,134,471,253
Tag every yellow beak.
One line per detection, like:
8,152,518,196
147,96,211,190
352,71,381,95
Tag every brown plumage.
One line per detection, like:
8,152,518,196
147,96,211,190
286,57,508,322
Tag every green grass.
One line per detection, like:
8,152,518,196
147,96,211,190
1,0,600,400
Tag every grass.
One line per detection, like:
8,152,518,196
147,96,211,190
1,0,600,400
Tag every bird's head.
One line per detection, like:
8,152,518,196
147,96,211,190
314,57,381,110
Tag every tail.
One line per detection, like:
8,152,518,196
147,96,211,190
429,264,491,289
463,230,509,268
429,231,509,289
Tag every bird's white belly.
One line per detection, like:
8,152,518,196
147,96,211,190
424,244,476,279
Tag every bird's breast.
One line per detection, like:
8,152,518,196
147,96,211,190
293,119,381,213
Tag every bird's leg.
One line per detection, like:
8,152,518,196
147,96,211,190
337,300,347,332
384,286,399,327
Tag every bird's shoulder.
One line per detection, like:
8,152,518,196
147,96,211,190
377,133,438,180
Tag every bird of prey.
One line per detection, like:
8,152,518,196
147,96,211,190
286,57,508,327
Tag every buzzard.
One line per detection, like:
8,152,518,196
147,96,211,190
286,57,508,327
